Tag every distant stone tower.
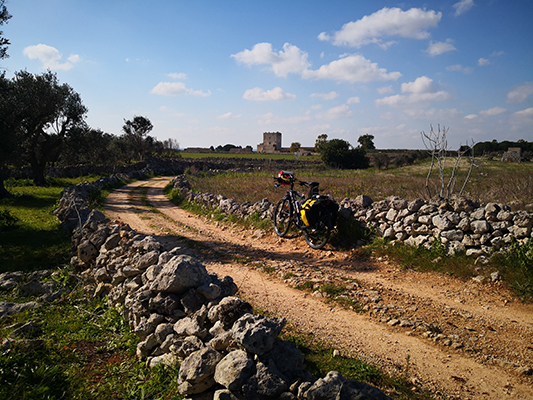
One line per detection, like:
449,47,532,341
257,131,282,153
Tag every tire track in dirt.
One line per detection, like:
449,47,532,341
104,177,533,400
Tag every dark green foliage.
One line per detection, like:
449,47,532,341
314,133,328,153
216,143,241,152
0,0,11,60
1,70,88,186
473,139,533,155
330,213,369,249
122,115,155,162
0,208,17,228
320,139,370,170
0,341,70,400
357,134,375,150
492,239,533,301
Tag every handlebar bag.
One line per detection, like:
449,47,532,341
277,171,295,185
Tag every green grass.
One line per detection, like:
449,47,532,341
491,238,533,302
0,178,89,273
0,283,182,400
368,237,533,301
280,328,434,400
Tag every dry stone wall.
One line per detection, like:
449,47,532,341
50,175,393,399
172,175,533,258
342,195,533,257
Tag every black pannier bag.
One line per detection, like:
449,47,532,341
300,194,339,228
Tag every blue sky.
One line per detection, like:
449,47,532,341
2,0,532,150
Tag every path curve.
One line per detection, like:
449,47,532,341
104,177,533,400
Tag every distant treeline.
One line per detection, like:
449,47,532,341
472,140,533,155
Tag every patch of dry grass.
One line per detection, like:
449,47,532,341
186,158,532,208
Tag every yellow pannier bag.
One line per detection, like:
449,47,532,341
300,199,317,226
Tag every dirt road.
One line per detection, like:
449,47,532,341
104,177,533,399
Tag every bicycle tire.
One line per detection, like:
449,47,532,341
303,213,332,249
273,197,293,237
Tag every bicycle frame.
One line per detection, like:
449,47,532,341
273,176,334,249
274,179,309,226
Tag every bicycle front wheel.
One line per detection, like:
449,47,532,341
303,215,331,249
273,198,293,237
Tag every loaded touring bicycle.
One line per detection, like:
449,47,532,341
273,171,339,249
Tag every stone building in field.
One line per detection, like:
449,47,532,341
501,147,522,162
257,131,282,154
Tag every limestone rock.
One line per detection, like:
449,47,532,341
231,313,286,355
150,255,210,294
302,371,393,400
178,347,222,395
214,350,255,391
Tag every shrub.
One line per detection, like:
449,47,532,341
320,139,369,170
0,208,18,229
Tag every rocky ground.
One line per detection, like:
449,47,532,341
103,177,533,400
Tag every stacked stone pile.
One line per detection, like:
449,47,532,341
49,177,393,399
341,195,533,256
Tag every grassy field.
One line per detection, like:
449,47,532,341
0,178,100,273
185,158,533,207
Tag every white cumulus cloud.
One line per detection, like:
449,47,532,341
446,64,473,74
231,42,310,77
23,44,80,70
316,104,353,120
376,91,451,106
243,87,296,101
507,82,533,103
318,7,441,48
401,76,437,93
167,72,187,79
453,0,475,17
478,58,490,66
347,96,361,104
513,107,533,117
151,82,211,97
378,85,394,94
302,54,402,83
425,39,456,56
310,91,339,100
479,106,507,116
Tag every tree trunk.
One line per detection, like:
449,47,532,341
0,178,12,199
30,160,47,186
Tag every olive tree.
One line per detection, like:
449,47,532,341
320,138,369,170
122,115,154,161
0,0,11,62
9,70,88,185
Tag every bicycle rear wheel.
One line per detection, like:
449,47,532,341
273,198,293,237
303,214,331,249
